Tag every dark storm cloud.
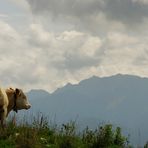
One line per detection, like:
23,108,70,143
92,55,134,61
104,0,148,25
26,0,103,17
26,0,148,28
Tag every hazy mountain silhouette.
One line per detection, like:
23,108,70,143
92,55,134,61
26,74,148,145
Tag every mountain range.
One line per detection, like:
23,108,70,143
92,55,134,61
26,74,148,145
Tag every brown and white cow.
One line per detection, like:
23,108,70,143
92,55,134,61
0,87,31,128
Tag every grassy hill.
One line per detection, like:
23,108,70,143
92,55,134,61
0,114,131,148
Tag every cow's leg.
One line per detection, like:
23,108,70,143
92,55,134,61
0,107,7,129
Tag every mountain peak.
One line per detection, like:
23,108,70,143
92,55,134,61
27,89,50,97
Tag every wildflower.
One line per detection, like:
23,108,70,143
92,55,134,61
15,133,20,137
40,137,46,141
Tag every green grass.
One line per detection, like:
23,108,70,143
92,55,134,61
0,114,132,148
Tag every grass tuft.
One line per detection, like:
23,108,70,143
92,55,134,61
0,113,132,148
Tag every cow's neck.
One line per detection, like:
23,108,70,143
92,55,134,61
5,89,16,115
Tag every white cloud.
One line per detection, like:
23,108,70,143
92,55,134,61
1,18,148,92
0,14,8,19
106,32,138,48
0,20,103,91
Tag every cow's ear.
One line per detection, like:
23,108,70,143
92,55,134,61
15,88,21,96
9,87,14,90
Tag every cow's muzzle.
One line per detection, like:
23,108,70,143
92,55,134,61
26,104,31,110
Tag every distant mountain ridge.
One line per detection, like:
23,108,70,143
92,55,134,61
26,74,148,145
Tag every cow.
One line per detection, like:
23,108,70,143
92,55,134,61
0,87,31,128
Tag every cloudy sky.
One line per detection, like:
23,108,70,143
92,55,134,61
1,0,148,92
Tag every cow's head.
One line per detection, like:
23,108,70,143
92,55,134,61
15,88,31,110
